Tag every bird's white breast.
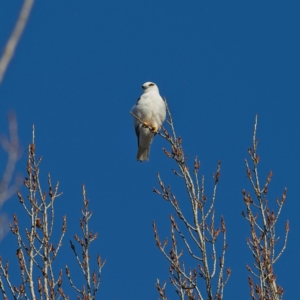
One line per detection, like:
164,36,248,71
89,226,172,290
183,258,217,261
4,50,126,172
133,91,166,128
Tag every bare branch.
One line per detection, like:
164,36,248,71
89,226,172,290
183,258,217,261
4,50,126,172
0,0,35,84
150,99,228,299
243,115,288,300
66,185,105,299
0,113,21,207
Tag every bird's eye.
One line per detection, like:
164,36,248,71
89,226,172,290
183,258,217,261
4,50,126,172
149,83,155,86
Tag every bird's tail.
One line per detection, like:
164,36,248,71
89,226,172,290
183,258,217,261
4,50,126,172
137,146,150,162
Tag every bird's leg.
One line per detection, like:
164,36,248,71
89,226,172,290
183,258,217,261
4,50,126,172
141,120,158,133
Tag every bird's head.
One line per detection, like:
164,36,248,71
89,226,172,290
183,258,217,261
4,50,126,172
142,82,159,93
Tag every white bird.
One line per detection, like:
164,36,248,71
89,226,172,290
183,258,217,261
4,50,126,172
131,82,166,162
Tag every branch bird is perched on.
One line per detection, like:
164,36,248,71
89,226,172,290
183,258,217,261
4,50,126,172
131,82,166,162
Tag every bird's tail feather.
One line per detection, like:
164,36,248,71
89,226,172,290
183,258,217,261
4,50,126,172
137,147,149,162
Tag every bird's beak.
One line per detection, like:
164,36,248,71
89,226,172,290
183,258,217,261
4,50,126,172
142,85,145,90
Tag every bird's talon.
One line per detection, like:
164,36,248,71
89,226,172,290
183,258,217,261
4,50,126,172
152,126,158,133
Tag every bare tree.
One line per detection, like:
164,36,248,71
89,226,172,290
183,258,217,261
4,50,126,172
0,126,105,299
132,101,231,299
242,115,289,300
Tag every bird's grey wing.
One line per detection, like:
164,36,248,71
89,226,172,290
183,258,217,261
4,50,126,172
135,123,141,146
133,96,143,144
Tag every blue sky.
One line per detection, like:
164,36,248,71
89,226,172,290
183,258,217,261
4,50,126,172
0,1,299,298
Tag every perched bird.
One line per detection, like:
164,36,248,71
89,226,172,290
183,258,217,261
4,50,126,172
131,82,166,162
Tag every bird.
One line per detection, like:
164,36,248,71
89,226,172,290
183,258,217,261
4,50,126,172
131,82,166,162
